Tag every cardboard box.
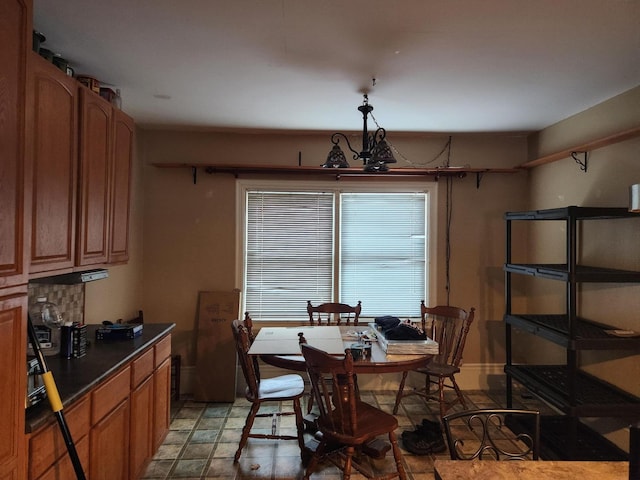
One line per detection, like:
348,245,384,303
193,290,240,402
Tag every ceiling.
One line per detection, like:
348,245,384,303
33,0,640,134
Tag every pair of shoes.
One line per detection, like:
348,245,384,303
401,418,446,455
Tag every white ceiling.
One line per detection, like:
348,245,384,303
33,0,640,133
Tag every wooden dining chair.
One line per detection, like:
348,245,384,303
393,302,475,417
301,343,407,480
230,319,306,462
442,408,540,460
307,300,362,325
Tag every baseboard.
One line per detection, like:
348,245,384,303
179,363,506,397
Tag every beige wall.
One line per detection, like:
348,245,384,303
137,130,529,367
524,86,640,447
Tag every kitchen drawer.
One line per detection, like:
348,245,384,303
154,334,172,368
91,366,130,424
28,395,91,479
131,347,154,388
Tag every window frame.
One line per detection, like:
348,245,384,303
236,179,438,324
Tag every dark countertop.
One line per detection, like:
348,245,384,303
25,322,175,433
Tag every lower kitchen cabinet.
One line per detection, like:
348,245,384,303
36,435,89,480
0,292,27,480
91,399,130,480
26,330,173,480
153,357,172,450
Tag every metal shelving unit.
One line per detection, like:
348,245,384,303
504,206,640,460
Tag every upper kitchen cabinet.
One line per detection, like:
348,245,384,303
77,88,112,266
25,53,134,276
26,54,78,274
109,109,134,264
0,0,30,290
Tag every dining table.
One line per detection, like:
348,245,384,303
433,459,629,480
247,324,434,374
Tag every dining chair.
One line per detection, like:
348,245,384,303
300,343,407,480
441,408,540,460
230,319,306,462
392,302,475,417
307,300,362,325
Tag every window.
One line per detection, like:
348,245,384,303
240,181,431,321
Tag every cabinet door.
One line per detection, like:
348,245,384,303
27,54,78,274
153,358,172,450
90,399,129,480
0,0,30,289
77,88,112,266
130,375,153,479
34,435,89,480
109,109,134,264
0,293,27,479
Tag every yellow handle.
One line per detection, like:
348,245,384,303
42,371,63,412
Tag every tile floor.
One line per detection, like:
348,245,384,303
142,388,554,479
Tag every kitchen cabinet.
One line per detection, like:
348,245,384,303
129,348,154,479
153,336,172,450
504,206,640,460
0,292,28,479
25,53,134,276
26,328,173,479
0,0,30,290
91,399,130,480
77,88,112,266
26,54,78,274
28,395,90,479
109,108,134,264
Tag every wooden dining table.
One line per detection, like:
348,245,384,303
247,324,434,373
433,459,629,480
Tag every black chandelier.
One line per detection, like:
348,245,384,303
322,94,397,172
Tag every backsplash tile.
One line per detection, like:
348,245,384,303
28,283,85,324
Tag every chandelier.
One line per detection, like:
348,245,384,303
322,94,397,172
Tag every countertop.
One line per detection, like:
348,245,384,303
25,322,175,433
433,459,629,480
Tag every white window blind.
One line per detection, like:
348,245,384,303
245,191,334,320
341,193,426,317
243,187,428,321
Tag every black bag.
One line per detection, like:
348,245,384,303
374,315,401,332
384,322,426,341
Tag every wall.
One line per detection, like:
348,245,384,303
525,85,640,448
138,129,529,388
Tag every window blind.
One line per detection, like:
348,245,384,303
340,193,426,317
245,191,334,320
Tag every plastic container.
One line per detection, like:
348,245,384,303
28,297,63,356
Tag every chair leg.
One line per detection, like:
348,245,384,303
303,439,326,480
234,402,260,462
388,430,407,480
393,370,409,414
450,374,467,410
438,377,447,418
293,398,306,457
343,445,355,480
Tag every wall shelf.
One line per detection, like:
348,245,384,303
518,125,640,169
152,163,522,185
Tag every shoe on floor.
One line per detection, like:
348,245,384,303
401,430,446,455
